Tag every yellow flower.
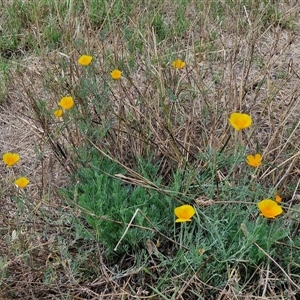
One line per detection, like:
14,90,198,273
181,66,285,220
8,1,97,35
257,199,283,219
15,177,30,188
229,112,252,131
78,55,93,66
172,59,186,69
2,152,20,167
246,154,262,167
58,96,74,110
53,109,63,118
110,69,122,80
174,204,195,223
275,194,282,203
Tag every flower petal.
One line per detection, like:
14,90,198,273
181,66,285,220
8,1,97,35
275,194,282,203
78,55,93,66
257,199,283,218
54,109,63,117
15,177,30,188
174,204,195,222
2,152,20,167
229,113,252,131
58,96,74,110
246,154,262,167
172,59,186,69
110,69,122,80
175,218,192,223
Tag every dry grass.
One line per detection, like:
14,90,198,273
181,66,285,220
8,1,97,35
1,0,300,299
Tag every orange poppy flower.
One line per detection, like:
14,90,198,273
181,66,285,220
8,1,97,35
174,204,195,222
